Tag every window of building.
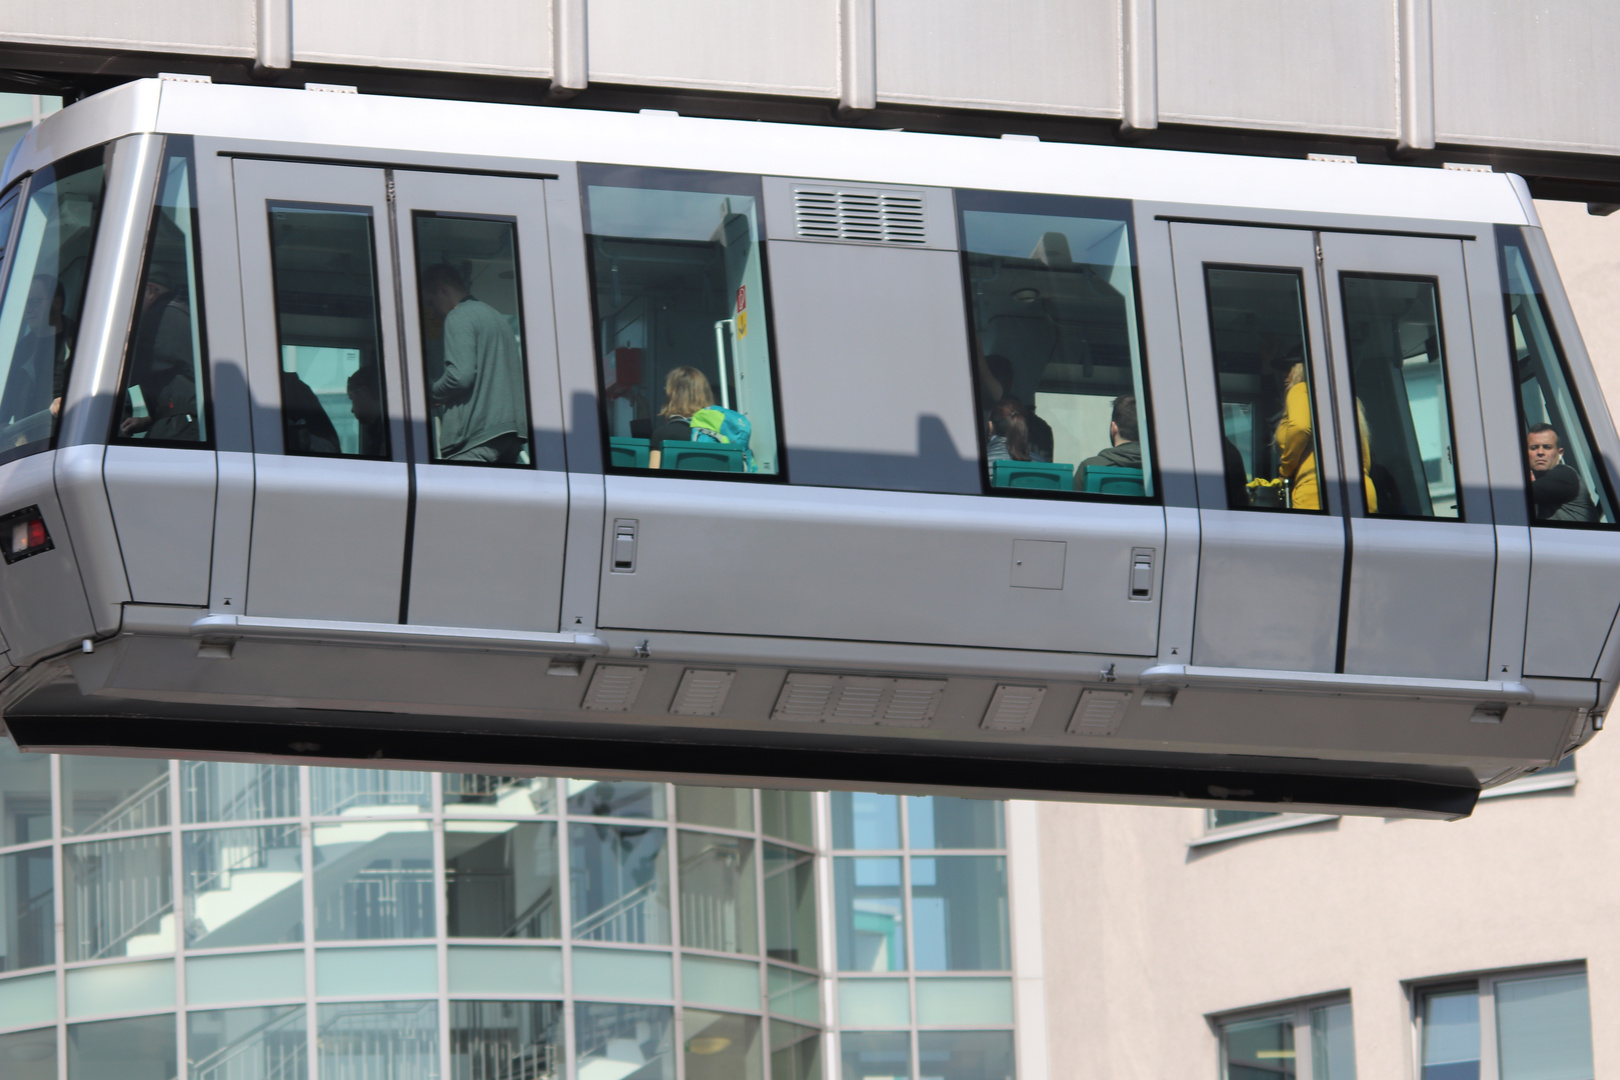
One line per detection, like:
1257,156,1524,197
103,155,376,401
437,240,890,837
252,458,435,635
1218,997,1356,1080
1194,808,1339,847
583,166,783,477
1416,965,1593,1080
958,190,1154,498
1479,754,1577,801
1497,227,1615,526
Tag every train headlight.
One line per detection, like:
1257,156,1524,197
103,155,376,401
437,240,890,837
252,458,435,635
0,506,53,564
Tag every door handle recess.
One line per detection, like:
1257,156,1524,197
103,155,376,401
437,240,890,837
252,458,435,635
612,519,638,574
1129,547,1155,600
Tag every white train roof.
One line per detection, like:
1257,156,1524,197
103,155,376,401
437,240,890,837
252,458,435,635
7,78,1536,228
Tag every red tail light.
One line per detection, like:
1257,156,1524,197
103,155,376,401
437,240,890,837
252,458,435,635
0,506,53,564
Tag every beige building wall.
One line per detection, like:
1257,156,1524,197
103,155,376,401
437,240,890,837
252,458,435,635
1028,201,1620,1080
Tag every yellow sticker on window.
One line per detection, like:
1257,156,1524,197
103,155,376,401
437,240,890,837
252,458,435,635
736,310,748,338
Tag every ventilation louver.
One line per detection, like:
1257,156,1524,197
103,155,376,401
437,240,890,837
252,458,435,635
793,186,928,245
771,673,945,727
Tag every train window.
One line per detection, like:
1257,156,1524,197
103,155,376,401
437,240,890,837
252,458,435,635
1497,228,1615,525
114,138,209,445
581,166,781,477
1203,267,1324,511
266,203,389,458
0,146,107,463
957,191,1153,497
411,213,532,465
1340,275,1460,519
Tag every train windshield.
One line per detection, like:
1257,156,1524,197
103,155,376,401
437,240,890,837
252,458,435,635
1497,226,1616,526
0,146,106,462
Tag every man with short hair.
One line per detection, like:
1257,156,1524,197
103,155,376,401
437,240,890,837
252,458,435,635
421,263,528,464
1526,423,1597,521
1077,393,1142,488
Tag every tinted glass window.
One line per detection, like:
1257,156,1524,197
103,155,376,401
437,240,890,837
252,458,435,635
1204,267,1324,511
583,167,781,476
1420,987,1480,1080
267,203,389,457
116,138,208,444
1224,1014,1296,1080
0,147,105,461
1498,227,1615,525
959,191,1153,497
413,213,532,465
1340,274,1461,519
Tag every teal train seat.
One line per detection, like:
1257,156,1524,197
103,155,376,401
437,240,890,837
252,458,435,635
609,437,651,468
1080,464,1147,496
664,442,748,473
991,460,1076,490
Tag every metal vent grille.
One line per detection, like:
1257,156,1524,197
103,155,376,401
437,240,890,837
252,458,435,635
793,186,928,245
981,685,1046,732
670,669,735,717
772,674,946,726
582,665,647,712
1068,689,1131,736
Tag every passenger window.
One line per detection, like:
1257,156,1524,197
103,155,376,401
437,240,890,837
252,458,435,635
1339,274,1460,519
266,203,389,458
412,213,532,465
115,138,208,444
957,191,1153,497
582,167,781,476
0,146,106,461
1203,267,1323,511
1497,228,1615,525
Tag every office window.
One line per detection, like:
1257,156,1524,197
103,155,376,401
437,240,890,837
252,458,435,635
1219,997,1356,1080
1417,966,1592,1080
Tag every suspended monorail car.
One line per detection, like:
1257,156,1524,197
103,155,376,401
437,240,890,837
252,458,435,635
0,76,1613,818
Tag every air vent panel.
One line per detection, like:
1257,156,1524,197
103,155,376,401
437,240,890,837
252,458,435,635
582,665,647,712
772,674,946,726
793,186,928,245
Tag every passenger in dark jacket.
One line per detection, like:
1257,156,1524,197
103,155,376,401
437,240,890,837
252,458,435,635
1527,423,1599,521
1077,393,1142,488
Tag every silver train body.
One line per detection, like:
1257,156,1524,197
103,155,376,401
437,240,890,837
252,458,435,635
0,78,1614,819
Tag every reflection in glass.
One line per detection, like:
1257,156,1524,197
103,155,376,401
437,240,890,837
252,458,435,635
685,1009,762,1080
764,843,817,967
907,797,1004,849
183,826,303,948
0,148,105,459
679,832,757,954
317,1001,439,1080
918,1030,1016,1080
1208,809,1279,830
445,821,559,939
267,204,388,458
761,790,814,848
64,833,172,960
959,192,1152,496
1310,1002,1357,1080
567,779,666,820
443,775,554,815
181,761,299,824
834,856,905,972
1499,230,1616,525
570,822,669,945
1225,1015,1296,1080
1340,275,1459,519
0,1026,55,1080
676,786,753,831
310,769,430,817
412,214,531,465
841,1031,911,1080
576,1002,673,1080
68,1014,178,1080
911,856,1009,971
831,793,899,850
0,737,50,844
449,1001,562,1080
116,142,208,444
585,171,781,475
313,821,434,940
0,847,52,971
1204,267,1322,511
1421,988,1480,1080
187,1005,307,1080
770,1019,822,1080
61,755,169,836
1495,972,1593,1080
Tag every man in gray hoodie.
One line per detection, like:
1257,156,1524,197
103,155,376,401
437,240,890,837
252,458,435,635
421,264,528,464
1077,393,1142,488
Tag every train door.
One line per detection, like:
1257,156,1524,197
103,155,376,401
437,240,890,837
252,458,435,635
389,171,569,631
231,160,409,623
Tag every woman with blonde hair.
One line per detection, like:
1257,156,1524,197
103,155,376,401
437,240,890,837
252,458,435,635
648,365,714,468
1276,362,1378,512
